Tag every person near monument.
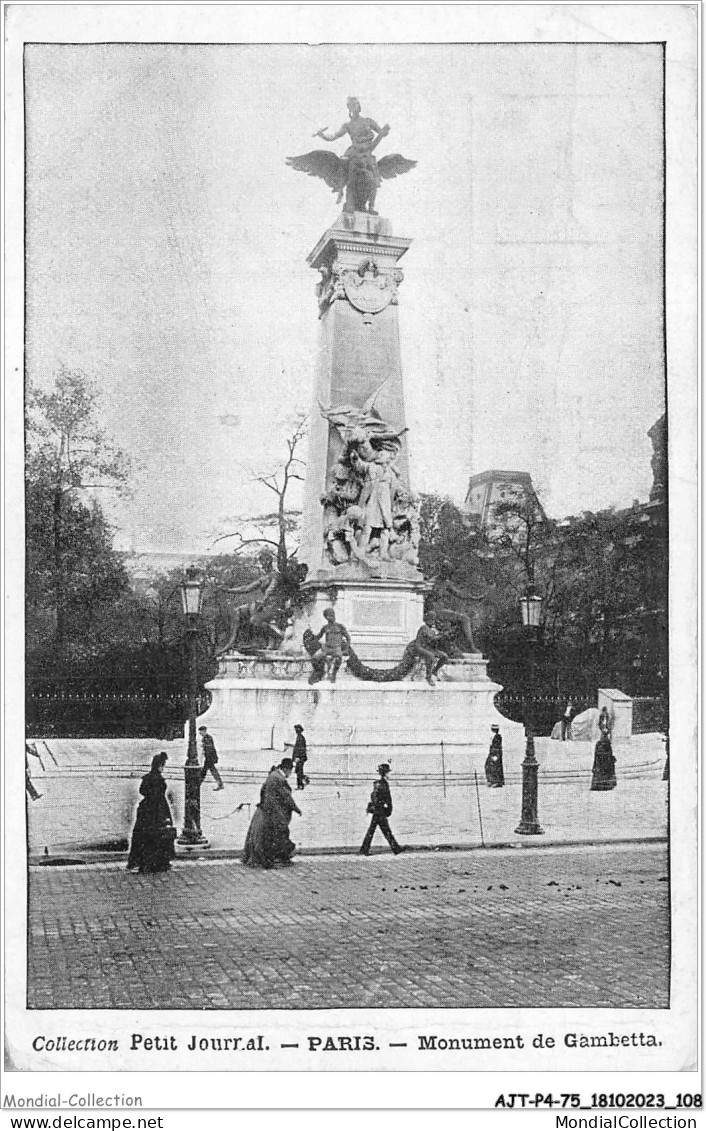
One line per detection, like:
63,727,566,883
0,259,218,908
359,763,403,856
127,752,176,873
561,699,575,740
412,611,450,686
316,608,351,683
485,725,505,788
292,724,309,790
199,726,224,790
598,705,612,738
242,758,302,868
590,734,617,791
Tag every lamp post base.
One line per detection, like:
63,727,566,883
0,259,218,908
179,761,209,848
515,744,544,836
177,832,210,848
515,819,545,836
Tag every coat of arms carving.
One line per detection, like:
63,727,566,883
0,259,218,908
343,259,400,315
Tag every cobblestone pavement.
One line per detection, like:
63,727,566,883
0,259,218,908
27,842,669,1010
26,735,667,857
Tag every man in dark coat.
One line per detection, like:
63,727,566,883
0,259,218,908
261,758,301,863
485,725,504,787
359,763,403,856
292,724,309,790
242,758,302,868
199,726,224,790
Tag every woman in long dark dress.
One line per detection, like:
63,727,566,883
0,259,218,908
242,758,301,868
484,725,505,787
590,735,617,791
127,752,176,873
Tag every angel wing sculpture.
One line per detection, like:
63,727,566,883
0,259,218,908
286,151,347,199
286,98,416,215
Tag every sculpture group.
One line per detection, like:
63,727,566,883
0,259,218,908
304,608,464,687
217,550,307,655
319,382,420,571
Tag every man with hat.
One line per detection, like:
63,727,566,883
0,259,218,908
292,724,309,790
485,725,504,788
359,763,403,856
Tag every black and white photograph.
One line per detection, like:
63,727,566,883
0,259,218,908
3,1,698,1109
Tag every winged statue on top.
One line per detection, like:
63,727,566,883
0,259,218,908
286,97,416,215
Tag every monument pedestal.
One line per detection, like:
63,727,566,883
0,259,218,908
197,652,522,773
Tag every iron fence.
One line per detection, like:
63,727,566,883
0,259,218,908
26,678,212,739
494,692,667,736
493,693,594,736
26,679,666,740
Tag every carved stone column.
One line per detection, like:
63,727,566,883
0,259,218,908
298,211,426,662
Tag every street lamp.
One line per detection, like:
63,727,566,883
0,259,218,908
177,568,209,848
515,591,545,836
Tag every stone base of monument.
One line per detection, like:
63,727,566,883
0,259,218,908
195,650,524,773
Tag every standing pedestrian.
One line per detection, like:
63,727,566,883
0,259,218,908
127,752,176,873
598,705,612,738
561,699,574,741
359,763,403,856
590,734,617,791
484,725,504,787
292,724,309,790
199,726,224,790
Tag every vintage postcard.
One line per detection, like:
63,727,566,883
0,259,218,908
2,2,698,1113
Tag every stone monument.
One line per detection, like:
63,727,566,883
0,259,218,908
197,100,521,769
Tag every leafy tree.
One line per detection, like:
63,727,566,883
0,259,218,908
418,484,667,725
417,493,496,651
26,367,130,661
547,505,667,698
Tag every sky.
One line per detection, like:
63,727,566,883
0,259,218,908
24,41,666,555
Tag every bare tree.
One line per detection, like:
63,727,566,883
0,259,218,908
213,413,307,571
